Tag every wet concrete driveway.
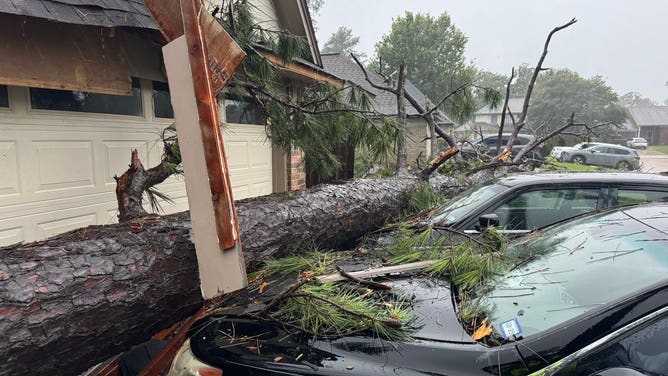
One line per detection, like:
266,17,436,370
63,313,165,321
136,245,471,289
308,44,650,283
639,149,668,173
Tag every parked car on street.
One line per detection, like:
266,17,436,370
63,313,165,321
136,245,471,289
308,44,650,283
626,137,648,149
460,133,543,160
430,172,668,236
549,141,604,159
169,204,668,376
558,143,640,170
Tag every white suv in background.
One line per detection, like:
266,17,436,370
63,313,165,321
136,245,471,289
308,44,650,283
626,137,648,149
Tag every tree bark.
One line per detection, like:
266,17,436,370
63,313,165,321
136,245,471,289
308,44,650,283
395,61,408,174
1,176,469,376
0,214,202,376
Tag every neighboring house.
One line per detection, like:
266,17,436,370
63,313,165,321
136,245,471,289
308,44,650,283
455,98,524,139
0,0,340,246
626,106,668,145
320,52,454,168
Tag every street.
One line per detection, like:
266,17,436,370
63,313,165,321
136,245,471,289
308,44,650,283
638,149,668,173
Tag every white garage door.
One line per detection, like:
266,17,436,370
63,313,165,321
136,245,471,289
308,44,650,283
0,84,273,246
223,124,273,200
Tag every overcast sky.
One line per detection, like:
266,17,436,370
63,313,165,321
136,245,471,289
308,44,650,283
314,0,668,102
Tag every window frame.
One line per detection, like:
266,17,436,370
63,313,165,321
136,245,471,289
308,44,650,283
461,184,604,234
223,96,267,126
28,78,145,118
0,85,9,108
536,305,668,375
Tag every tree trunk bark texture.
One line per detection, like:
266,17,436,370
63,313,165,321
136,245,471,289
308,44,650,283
0,176,468,375
0,214,202,376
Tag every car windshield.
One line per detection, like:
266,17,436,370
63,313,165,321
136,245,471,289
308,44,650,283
482,207,668,339
431,182,508,225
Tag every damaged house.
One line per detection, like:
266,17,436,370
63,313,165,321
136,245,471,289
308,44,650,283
0,0,340,246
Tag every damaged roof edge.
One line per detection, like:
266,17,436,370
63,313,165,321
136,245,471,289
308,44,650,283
0,0,158,30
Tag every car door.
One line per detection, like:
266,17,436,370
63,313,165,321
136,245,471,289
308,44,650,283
533,307,668,376
586,145,609,166
462,186,603,235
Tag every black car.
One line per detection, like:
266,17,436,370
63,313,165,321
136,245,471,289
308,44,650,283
460,133,542,160
430,172,668,236
169,204,668,375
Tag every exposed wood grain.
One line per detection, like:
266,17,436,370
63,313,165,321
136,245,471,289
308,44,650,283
318,261,439,283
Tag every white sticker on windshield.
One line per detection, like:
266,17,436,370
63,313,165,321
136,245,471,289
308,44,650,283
499,318,523,339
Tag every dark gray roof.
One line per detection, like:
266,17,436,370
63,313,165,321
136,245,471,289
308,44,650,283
628,106,668,126
0,0,157,29
321,52,452,124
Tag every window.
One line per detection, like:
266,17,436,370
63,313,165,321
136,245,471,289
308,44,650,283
556,315,668,375
492,188,599,230
490,114,499,124
152,81,174,119
30,78,143,116
225,98,266,125
616,189,668,206
0,85,8,107
609,147,629,155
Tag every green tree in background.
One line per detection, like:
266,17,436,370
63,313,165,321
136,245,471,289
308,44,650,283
528,69,627,139
321,26,366,60
374,11,483,123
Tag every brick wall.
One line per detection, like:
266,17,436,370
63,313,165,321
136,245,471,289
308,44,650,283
288,147,306,191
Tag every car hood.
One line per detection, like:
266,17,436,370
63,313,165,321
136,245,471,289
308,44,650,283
187,276,487,375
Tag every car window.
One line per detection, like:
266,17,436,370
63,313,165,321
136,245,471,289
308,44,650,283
484,209,668,339
517,136,531,145
616,190,668,206
590,145,607,153
491,189,599,230
555,314,668,375
483,137,497,146
431,182,508,225
610,148,629,155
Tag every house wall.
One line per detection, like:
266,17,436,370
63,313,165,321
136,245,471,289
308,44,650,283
405,118,430,168
250,0,281,33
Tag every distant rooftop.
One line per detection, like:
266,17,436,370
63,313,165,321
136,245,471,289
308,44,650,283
628,106,668,126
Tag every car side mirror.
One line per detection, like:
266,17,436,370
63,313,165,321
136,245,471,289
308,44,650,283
478,213,499,229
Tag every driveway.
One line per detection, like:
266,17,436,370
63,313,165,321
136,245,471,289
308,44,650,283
638,149,668,173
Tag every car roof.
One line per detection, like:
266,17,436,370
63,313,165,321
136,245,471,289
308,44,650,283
583,142,635,150
495,172,668,188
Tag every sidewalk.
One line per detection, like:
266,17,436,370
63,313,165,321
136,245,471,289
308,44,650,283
637,149,668,173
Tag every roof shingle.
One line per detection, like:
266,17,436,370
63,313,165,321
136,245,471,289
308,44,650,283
2,0,157,29
628,106,668,126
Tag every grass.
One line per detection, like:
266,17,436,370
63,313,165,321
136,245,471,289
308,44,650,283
649,145,668,155
542,157,606,172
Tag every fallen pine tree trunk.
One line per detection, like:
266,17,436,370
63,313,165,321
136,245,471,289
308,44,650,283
0,176,470,375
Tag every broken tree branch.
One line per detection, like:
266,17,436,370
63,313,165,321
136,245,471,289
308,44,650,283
496,67,516,154
492,18,577,164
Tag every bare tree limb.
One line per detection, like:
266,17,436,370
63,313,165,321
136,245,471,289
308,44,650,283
491,18,577,163
496,67,516,154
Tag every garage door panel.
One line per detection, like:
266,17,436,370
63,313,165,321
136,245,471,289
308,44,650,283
222,124,272,200
103,140,150,185
226,140,249,171
37,213,97,239
0,226,23,245
250,140,271,168
33,141,95,192
0,141,20,197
